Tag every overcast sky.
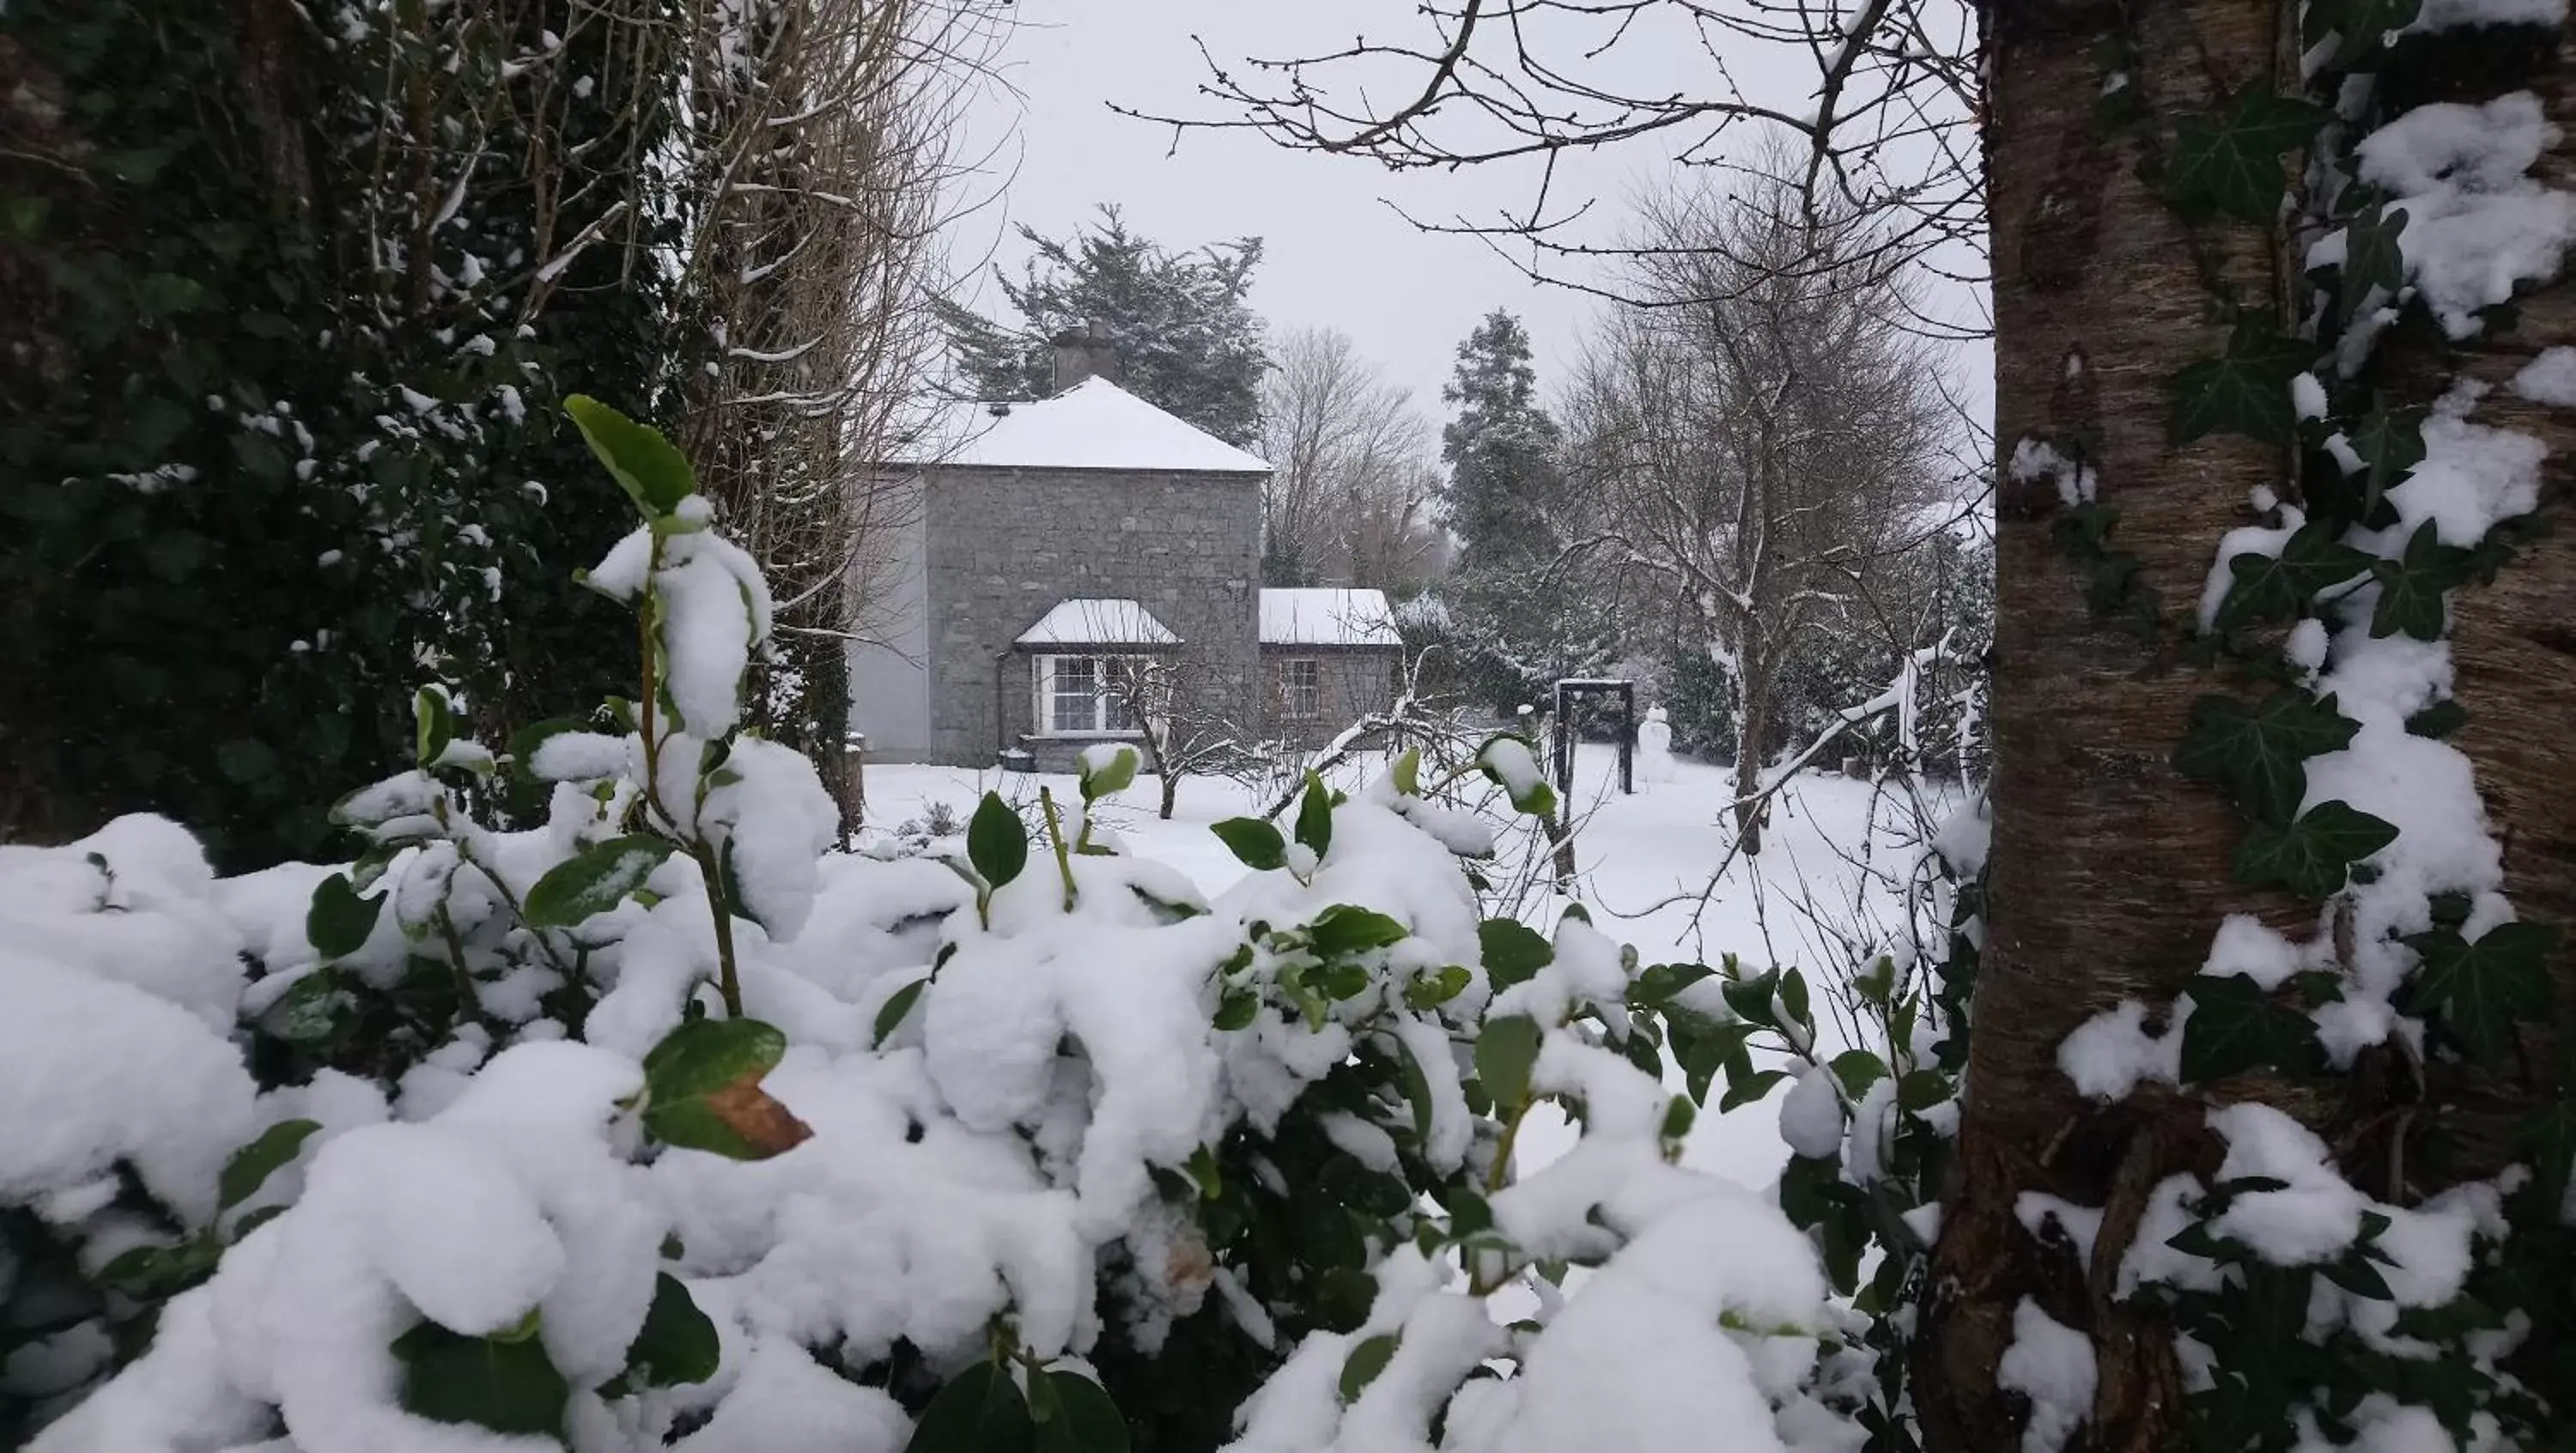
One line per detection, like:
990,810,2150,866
945,0,1990,444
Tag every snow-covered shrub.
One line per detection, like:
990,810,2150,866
6,400,1858,1453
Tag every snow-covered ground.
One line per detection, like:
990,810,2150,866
856,745,1947,1191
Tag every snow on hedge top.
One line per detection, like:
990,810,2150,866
933,379,1270,474
1017,598,1182,647
1258,588,1401,648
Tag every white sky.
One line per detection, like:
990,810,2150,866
945,0,1990,445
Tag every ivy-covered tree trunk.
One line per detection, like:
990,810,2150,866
1925,1,2576,1447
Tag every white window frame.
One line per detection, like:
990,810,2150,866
1032,654,1145,738
1280,657,1322,721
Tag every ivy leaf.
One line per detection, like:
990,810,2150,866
1310,903,1408,957
1036,1371,1129,1453
2343,405,2426,526
2403,921,2558,1064
218,1119,321,1210
641,1018,811,1159
2167,86,2331,222
305,872,386,961
391,1318,570,1438
2178,974,2318,1082
2234,800,2399,898
1339,1334,1400,1404
2370,520,2476,641
2174,690,2360,824
2171,313,2314,444
1479,919,1554,989
2405,699,2469,739
1476,1015,1543,1108
621,1274,720,1389
1211,818,1288,872
2518,1097,2576,1206
2338,203,2409,319
967,793,1028,890
2318,0,2423,67
522,835,677,928
565,394,695,519
1295,773,1335,860
907,1361,1032,1453
2215,522,2372,630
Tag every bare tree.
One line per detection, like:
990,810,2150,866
1102,654,1243,822
1562,165,1953,850
1258,328,1446,589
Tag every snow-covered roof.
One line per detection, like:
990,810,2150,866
927,378,1270,474
1015,599,1182,647
1260,588,1403,649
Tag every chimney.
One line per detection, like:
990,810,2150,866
1049,319,1120,392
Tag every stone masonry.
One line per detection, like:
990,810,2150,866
922,464,1263,768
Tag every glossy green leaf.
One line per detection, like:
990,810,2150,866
2178,974,2318,1082
1036,1371,1129,1453
641,1017,809,1159
2233,800,2399,898
623,1274,720,1389
2370,520,2476,641
1476,1015,1543,1108
219,1119,320,1210
413,686,454,768
2167,86,2331,222
392,1317,569,1438
872,976,927,1048
2338,203,2409,319
1214,989,1260,1031
1296,773,1335,860
1078,745,1139,802
968,793,1028,890
2174,690,2360,825
1828,1050,1889,1100
2343,405,2425,526
566,394,696,518
1211,818,1288,872
2404,921,2558,1064
2171,313,2313,445
1339,1334,1400,1404
1390,747,1422,797
306,872,385,960
1404,964,1472,1010
2215,522,2371,630
1310,903,1408,957
906,1360,1032,1453
522,835,677,928
1479,919,1553,989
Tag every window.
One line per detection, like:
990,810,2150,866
1034,654,1142,736
1281,658,1321,720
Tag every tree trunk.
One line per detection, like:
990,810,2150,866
1159,765,1179,822
1731,671,1771,854
1924,3,2576,1449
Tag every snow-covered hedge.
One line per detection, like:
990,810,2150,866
1,400,1859,1453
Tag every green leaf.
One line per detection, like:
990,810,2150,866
2170,313,2314,444
1630,961,1714,1007
1339,1334,1400,1404
1394,1033,1438,1143
261,967,355,1046
2370,520,2476,641
2178,974,2318,1082
907,1360,1032,1453
216,738,280,785
872,976,927,1048
522,835,677,927
1390,747,1422,797
565,395,696,518
1296,773,1335,860
1828,1050,1889,1100
2404,921,2558,1064
1479,919,1553,989
2343,405,2425,526
641,1018,810,1159
1659,1095,1697,1143
2233,800,2399,898
1719,1067,1790,1112
1780,968,1812,1028
1078,745,1139,802
2338,203,2409,319
2518,1097,2576,1205
1721,968,1783,1030
2167,85,2331,222
306,873,386,960
968,793,1028,890
413,686,455,768
1214,989,1260,1031
1036,1371,1129,1453
2318,0,2422,66
1476,737,1558,817
2173,690,2360,824
96,1237,221,1298
391,1318,569,1438
1211,818,1288,872
2215,522,2372,630
1310,903,1408,957
622,1274,720,1389
219,1119,320,1210
1404,964,1472,1010
1476,1015,1544,1107
2404,699,2469,739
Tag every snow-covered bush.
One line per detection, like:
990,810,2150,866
3,401,1859,1453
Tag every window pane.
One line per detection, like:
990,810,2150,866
1051,657,1097,733
1285,659,1321,719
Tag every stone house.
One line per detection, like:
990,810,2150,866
848,342,1404,770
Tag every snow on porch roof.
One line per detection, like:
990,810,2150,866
1014,598,1182,648
1260,588,1402,648
933,378,1271,474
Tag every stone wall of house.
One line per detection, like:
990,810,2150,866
921,464,1263,766
1261,647,1402,751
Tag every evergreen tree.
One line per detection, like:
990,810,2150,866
934,205,1268,446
